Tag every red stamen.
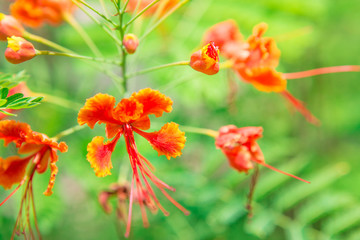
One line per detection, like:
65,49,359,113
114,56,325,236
206,41,219,60
125,177,135,238
281,90,320,126
0,178,26,207
258,162,310,183
284,65,360,79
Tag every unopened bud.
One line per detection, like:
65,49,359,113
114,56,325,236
123,33,139,54
190,41,220,75
5,36,37,64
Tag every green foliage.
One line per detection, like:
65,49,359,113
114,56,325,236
0,71,43,116
1,0,360,239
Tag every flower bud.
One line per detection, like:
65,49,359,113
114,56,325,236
0,13,24,41
5,36,37,64
123,33,139,54
190,41,220,75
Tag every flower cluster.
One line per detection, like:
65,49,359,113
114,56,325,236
203,20,319,124
78,88,188,237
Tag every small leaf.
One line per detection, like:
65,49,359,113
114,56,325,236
0,109,16,116
0,99,7,107
0,88,9,99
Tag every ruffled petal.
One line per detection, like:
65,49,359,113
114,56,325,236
135,122,186,160
131,88,173,118
25,131,68,152
43,149,59,196
236,67,287,93
87,136,116,177
0,120,30,147
0,156,30,190
113,98,143,123
78,93,117,128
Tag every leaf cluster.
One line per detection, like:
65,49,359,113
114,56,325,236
0,71,43,116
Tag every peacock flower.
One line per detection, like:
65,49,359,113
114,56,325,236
215,125,309,182
0,120,67,238
202,21,319,124
190,41,220,75
10,0,75,27
0,13,24,41
123,33,139,54
215,125,309,216
98,182,157,223
5,36,37,64
78,88,188,237
125,0,180,17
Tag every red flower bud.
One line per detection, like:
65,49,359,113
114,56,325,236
190,41,219,75
0,13,24,41
123,33,139,54
5,36,37,64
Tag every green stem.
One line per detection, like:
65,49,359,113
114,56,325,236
116,2,128,92
127,61,189,78
32,91,82,111
139,0,190,41
64,12,103,58
52,125,86,141
180,125,218,138
219,60,234,69
37,50,122,65
121,0,131,13
72,1,122,47
23,31,74,53
124,0,161,30
74,0,116,26
99,0,110,18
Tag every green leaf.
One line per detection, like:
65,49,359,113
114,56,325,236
0,109,16,116
0,88,9,99
0,99,7,107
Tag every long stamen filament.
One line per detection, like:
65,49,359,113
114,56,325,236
284,65,360,79
258,162,310,183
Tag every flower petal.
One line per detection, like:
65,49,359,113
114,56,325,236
113,98,143,123
0,156,30,190
43,149,59,196
87,136,116,177
0,120,30,147
135,122,186,160
26,131,68,152
236,67,287,93
78,93,117,129
131,88,173,118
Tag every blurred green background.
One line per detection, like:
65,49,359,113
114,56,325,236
1,0,360,239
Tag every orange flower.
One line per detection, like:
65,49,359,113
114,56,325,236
125,0,179,17
78,88,188,237
5,36,37,64
215,125,309,182
0,120,67,238
190,41,220,75
10,0,75,27
0,82,31,120
215,125,309,216
0,13,24,41
203,21,319,124
123,33,139,54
